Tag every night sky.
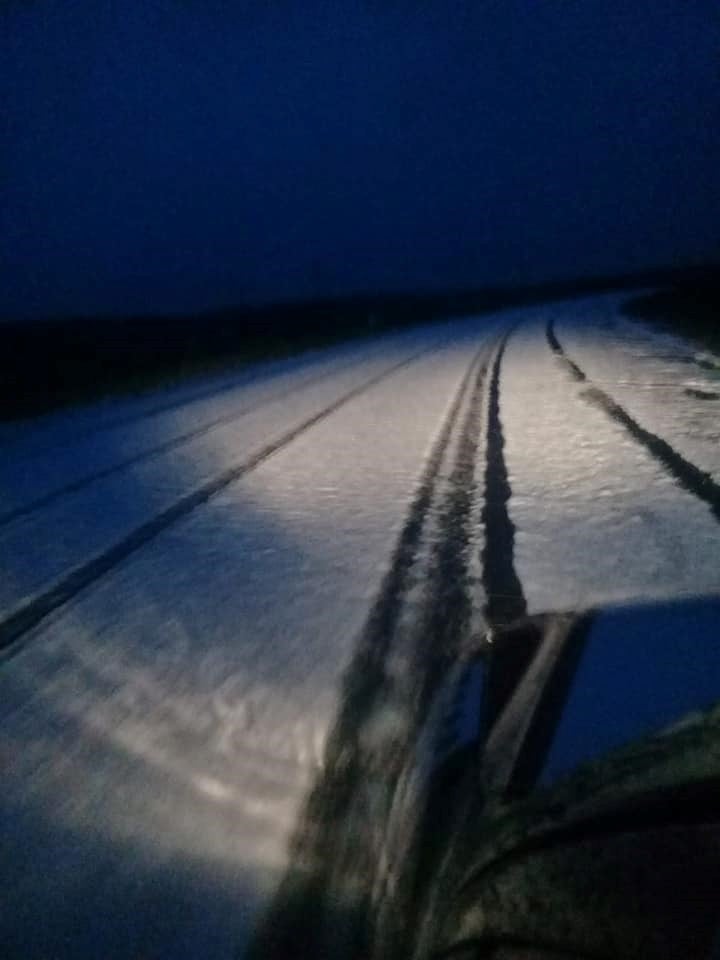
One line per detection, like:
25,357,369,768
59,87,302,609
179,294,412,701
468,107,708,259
2,1,719,320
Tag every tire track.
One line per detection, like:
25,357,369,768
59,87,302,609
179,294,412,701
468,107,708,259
481,330,527,627
245,335,497,960
0,344,436,658
369,338,504,960
246,320,529,958
546,318,720,524
3,351,362,465
0,352,373,528
385,326,527,960
414,341,492,707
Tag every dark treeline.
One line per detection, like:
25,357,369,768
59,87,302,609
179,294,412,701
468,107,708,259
1,263,717,421
622,278,720,355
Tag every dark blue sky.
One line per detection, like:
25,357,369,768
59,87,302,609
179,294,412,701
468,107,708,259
2,1,719,319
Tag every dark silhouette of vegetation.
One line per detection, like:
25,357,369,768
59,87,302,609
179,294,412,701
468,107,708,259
2,263,716,421
623,272,720,355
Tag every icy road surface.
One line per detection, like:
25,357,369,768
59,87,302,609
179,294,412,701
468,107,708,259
1,297,720,959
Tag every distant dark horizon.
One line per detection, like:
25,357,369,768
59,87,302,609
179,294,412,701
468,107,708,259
2,1,719,322
2,258,718,326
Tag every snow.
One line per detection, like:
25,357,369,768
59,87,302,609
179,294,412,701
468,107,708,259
500,306,720,614
2,299,720,957
0,330,418,460
0,315,493,959
555,294,720,484
0,323,459,616
0,324,454,511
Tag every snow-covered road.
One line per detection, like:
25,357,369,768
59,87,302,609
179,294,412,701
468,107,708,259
1,296,719,958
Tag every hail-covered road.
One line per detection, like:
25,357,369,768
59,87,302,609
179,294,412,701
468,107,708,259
1,294,720,958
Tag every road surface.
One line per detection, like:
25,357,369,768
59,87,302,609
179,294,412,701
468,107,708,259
1,294,720,958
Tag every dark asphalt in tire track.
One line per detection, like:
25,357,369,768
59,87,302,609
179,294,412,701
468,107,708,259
546,318,720,524
481,330,527,627
0,344,437,659
0,353,372,528
244,335,497,960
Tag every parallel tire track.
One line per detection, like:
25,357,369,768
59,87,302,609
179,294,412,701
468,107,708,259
3,352,353,465
2,362,270,464
546,319,720,524
246,321,531,960
415,342,492,708
0,353,368,527
481,330,527,627
0,345,436,658
371,337,504,960
245,336,496,960
393,327,528,960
